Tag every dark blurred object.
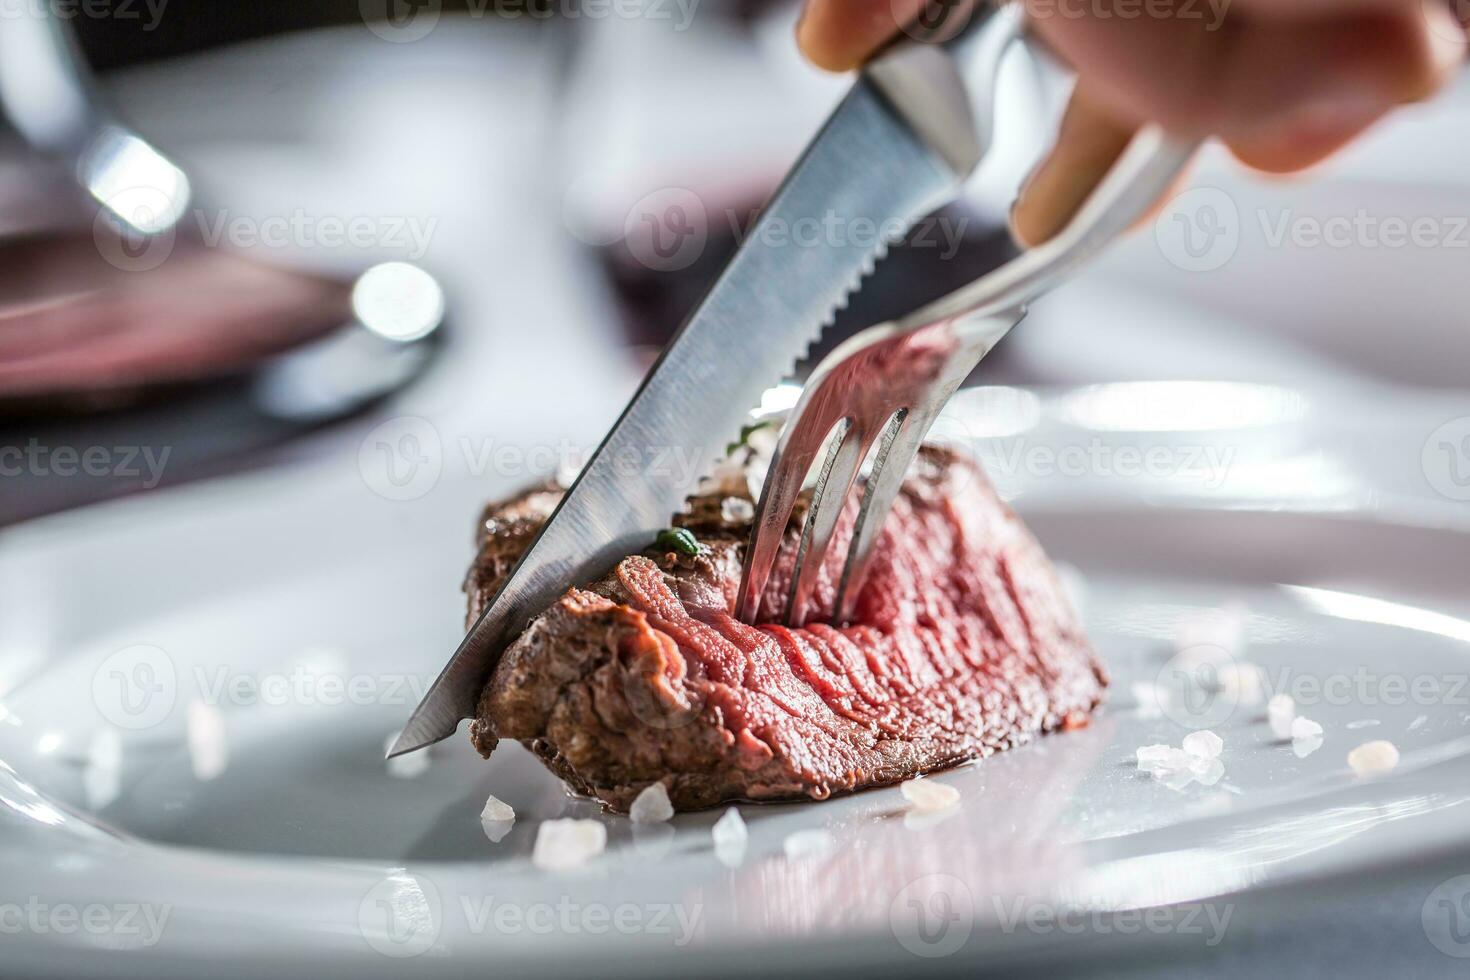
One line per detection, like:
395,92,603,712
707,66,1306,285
0,233,350,407
0,233,445,523
602,199,1020,371
67,0,786,70
71,0,545,69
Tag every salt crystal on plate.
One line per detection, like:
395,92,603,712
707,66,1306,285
1189,757,1226,786
1136,744,1192,774
783,829,835,861
1136,744,1175,767
480,794,515,823
1290,716,1323,740
1292,736,1323,759
1182,730,1224,760
1159,764,1197,791
900,777,960,813
1347,740,1400,776
712,807,747,847
629,783,674,823
712,807,748,867
532,819,607,871
1268,694,1296,739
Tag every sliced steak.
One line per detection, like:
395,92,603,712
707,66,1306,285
466,447,1105,812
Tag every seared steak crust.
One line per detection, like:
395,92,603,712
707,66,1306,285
466,449,1106,812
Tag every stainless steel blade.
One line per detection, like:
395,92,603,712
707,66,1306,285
389,79,967,757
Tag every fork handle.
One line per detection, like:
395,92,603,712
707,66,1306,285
871,0,1202,331
907,124,1201,331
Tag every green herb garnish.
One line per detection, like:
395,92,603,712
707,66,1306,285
655,527,703,558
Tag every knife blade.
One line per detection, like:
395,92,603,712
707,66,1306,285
389,24,1005,757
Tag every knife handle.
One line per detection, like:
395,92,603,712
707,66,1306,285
863,3,1025,181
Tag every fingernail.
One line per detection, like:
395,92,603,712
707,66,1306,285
1008,153,1054,248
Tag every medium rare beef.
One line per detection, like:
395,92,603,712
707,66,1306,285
465,446,1106,812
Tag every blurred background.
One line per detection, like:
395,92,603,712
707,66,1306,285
3,0,1466,524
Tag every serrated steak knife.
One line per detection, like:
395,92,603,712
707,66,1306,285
389,4,1026,756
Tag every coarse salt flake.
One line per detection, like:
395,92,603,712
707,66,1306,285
1182,730,1224,760
629,782,674,823
900,777,960,813
1189,756,1226,786
1347,740,1400,776
1267,694,1296,739
1292,735,1323,759
712,807,748,848
1290,716,1323,740
712,807,748,867
1136,744,1191,774
480,794,515,823
532,819,606,870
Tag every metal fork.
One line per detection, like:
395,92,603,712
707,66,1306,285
735,98,1199,627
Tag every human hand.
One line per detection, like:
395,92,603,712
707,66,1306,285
796,0,1466,245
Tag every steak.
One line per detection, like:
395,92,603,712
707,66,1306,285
466,446,1106,812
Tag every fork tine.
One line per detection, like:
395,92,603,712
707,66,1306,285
835,416,942,626
736,411,840,623
829,406,934,626
785,420,878,628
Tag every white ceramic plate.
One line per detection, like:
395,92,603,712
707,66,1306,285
4,381,1470,978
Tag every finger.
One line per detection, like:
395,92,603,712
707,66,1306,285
1010,87,1138,247
797,0,929,71
1027,3,1463,150
1225,3,1466,171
